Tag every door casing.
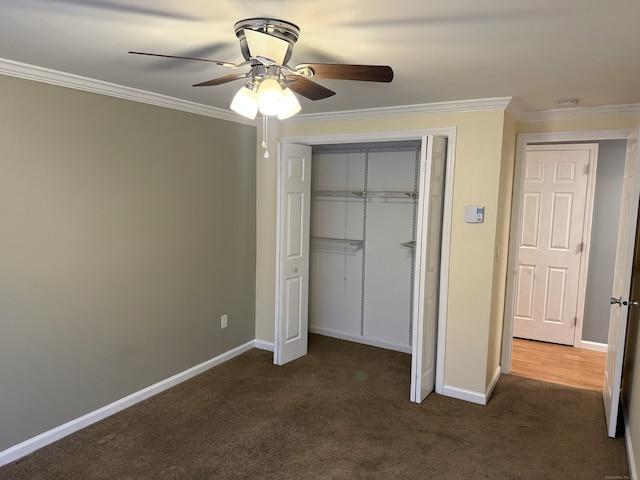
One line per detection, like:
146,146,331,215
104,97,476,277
277,127,456,397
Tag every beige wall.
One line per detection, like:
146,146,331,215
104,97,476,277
0,74,257,451
255,109,511,396
485,111,517,390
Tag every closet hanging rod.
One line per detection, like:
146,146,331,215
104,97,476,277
367,191,418,199
311,190,417,199
311,190,366,198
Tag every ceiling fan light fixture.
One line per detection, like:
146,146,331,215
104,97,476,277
277,87,301,120
257,77,283,116
230,84,259,119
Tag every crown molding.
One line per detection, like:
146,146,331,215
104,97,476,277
0,58,256,126
287,97,514,124
520,103,640,123
7,56,636,125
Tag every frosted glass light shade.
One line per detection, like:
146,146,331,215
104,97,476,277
277,88,301,119
257,78,283,116
230,86,258,119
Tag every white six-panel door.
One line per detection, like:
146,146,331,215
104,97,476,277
513,144,596,345
274,143,312,366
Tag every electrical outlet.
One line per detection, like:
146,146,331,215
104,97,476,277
221,314,228,329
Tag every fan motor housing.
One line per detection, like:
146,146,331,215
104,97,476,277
234,17,300,64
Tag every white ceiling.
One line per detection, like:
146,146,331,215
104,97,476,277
1,0,639,116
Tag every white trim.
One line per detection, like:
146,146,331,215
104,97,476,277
289,98,513,124
4,56,639,126
254,339,274,352
575,340,608,353
520,103,640,123
410,133,432,403
280,127,455,399
0,58,255,126
441,385,488,405
273,142,284,365
572,143,599,348
0,340,255,467
444,366,500,405
436,130,456,396
281,127,457,147
309,327,412,354
486,366,501,403
501,128,634,374
622,399,639,480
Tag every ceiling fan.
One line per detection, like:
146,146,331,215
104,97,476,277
129,17,394,120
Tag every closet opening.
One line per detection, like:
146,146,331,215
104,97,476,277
275,129,455,403
309,141,422,354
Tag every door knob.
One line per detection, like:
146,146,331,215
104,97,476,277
610,297,639,306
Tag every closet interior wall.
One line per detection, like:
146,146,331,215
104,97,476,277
309,141,421,353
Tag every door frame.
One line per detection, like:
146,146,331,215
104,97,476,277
502,129,633,373
277,127,456,396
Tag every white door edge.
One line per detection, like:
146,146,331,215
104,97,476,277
502,128,634,374
278,127,457,398
274,143,284,365
410,134,430,403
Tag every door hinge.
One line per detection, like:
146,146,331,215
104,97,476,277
577,241,584,253
586,163,590,175
574,317,577,327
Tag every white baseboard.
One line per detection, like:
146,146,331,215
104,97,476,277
442,384,488,405
441,366,500,406
308,326,412,354
621,398,638,480
0,340,256,467
576,340,608,353
254,339,274,352
486,366,501,403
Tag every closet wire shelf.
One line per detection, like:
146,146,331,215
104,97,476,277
311,236,365,249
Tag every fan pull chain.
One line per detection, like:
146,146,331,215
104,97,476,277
262,115,269,159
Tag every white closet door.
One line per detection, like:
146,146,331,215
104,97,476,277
275,143,312,366
411,135,447,403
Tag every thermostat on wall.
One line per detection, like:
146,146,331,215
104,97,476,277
465,206,484,223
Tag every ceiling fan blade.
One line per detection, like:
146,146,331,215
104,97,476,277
129,51,237,68
193,73,249,87
285,76,336,101
295,63,394,83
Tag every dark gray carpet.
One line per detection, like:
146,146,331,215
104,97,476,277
0,334,629,479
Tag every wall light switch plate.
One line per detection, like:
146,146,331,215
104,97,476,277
465,206,484,223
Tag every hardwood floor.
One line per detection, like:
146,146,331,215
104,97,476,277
511,338,606,391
